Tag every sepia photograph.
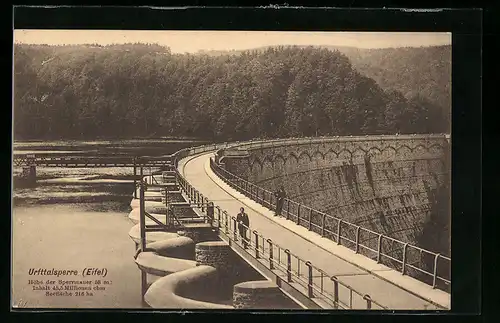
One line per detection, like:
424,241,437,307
12,29,452,311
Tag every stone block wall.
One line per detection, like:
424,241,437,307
219,136,451,266
233,280,300,309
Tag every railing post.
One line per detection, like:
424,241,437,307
377,234,383,263
267,239,274,270
331,276,339,309
233,217,238,241
337,220,342,245
433,253,440,288
254,231,259,258
363,295,372,309
225,212,229,234
139,181,146,252
308,209,312,231
285,249,292,282
306,261,313,297
402,243,408,275
286,200,290,220
321,213,326,237
297,204,301,226
217,207,221,228
133,158,137,199
355,226,361,253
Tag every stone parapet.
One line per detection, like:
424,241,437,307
144,265,234,309
147,236,195,260
233,280,300,309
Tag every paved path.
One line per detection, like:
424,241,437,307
179,152,451,310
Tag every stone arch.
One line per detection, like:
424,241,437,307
312,150,325,160
262,154,274,166
273,154,286,166
298,151,312,162
428,143,445,155
411,144,429,159
337,148,353,161
325,148,339,159
352,148,368,161
412,144,430,153
396,144,412,156
286,152,299,164
249,158,263,172
367,146,382,158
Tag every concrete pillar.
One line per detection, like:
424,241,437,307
195,241,232,271
195,241,234,297
233,280,299,309
177,226,218,243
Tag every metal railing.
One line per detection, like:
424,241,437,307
209,158,451,291
133,136,450,308
131,140,384,309
171,159,386,310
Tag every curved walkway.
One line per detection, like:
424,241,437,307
179,151,451,310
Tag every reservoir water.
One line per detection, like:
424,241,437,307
12,139,204,308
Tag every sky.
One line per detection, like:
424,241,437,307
13,30,451,53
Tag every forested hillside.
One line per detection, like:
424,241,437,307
14,43,449,140
199,45,452,127
334,45,451,119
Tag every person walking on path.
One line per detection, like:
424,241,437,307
206,201,214,224
274,186,286,217
236,207,250,248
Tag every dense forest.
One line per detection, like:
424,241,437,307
199,44,452,123
335,45,451,118
14,43,450,140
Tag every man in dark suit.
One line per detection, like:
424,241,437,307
274,186,286,217
236,207,249,248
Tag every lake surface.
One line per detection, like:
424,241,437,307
11,139,204,308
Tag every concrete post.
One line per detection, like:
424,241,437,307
133,158,137,199
321,213,326,237
363,294,372,309
306,261,313,297
331,275,339,309
285,249,291,282
254,231,259,258
267,239,274,270
337,220,342,245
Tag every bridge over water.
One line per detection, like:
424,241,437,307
126,135,450,310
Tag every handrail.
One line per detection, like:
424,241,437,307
134,136,450,308
137,141,383,309
168,156,387,310
209,157,451,291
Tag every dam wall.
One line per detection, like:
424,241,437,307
218,135,451,266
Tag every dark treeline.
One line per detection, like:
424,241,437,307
339,45,452,120
14,43,450,140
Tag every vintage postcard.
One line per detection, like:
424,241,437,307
12,28,452,310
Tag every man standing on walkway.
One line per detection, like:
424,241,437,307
274,186,286,217
236,207,249,248
206,201,214,224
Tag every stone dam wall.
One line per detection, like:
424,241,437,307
219,135,451,261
